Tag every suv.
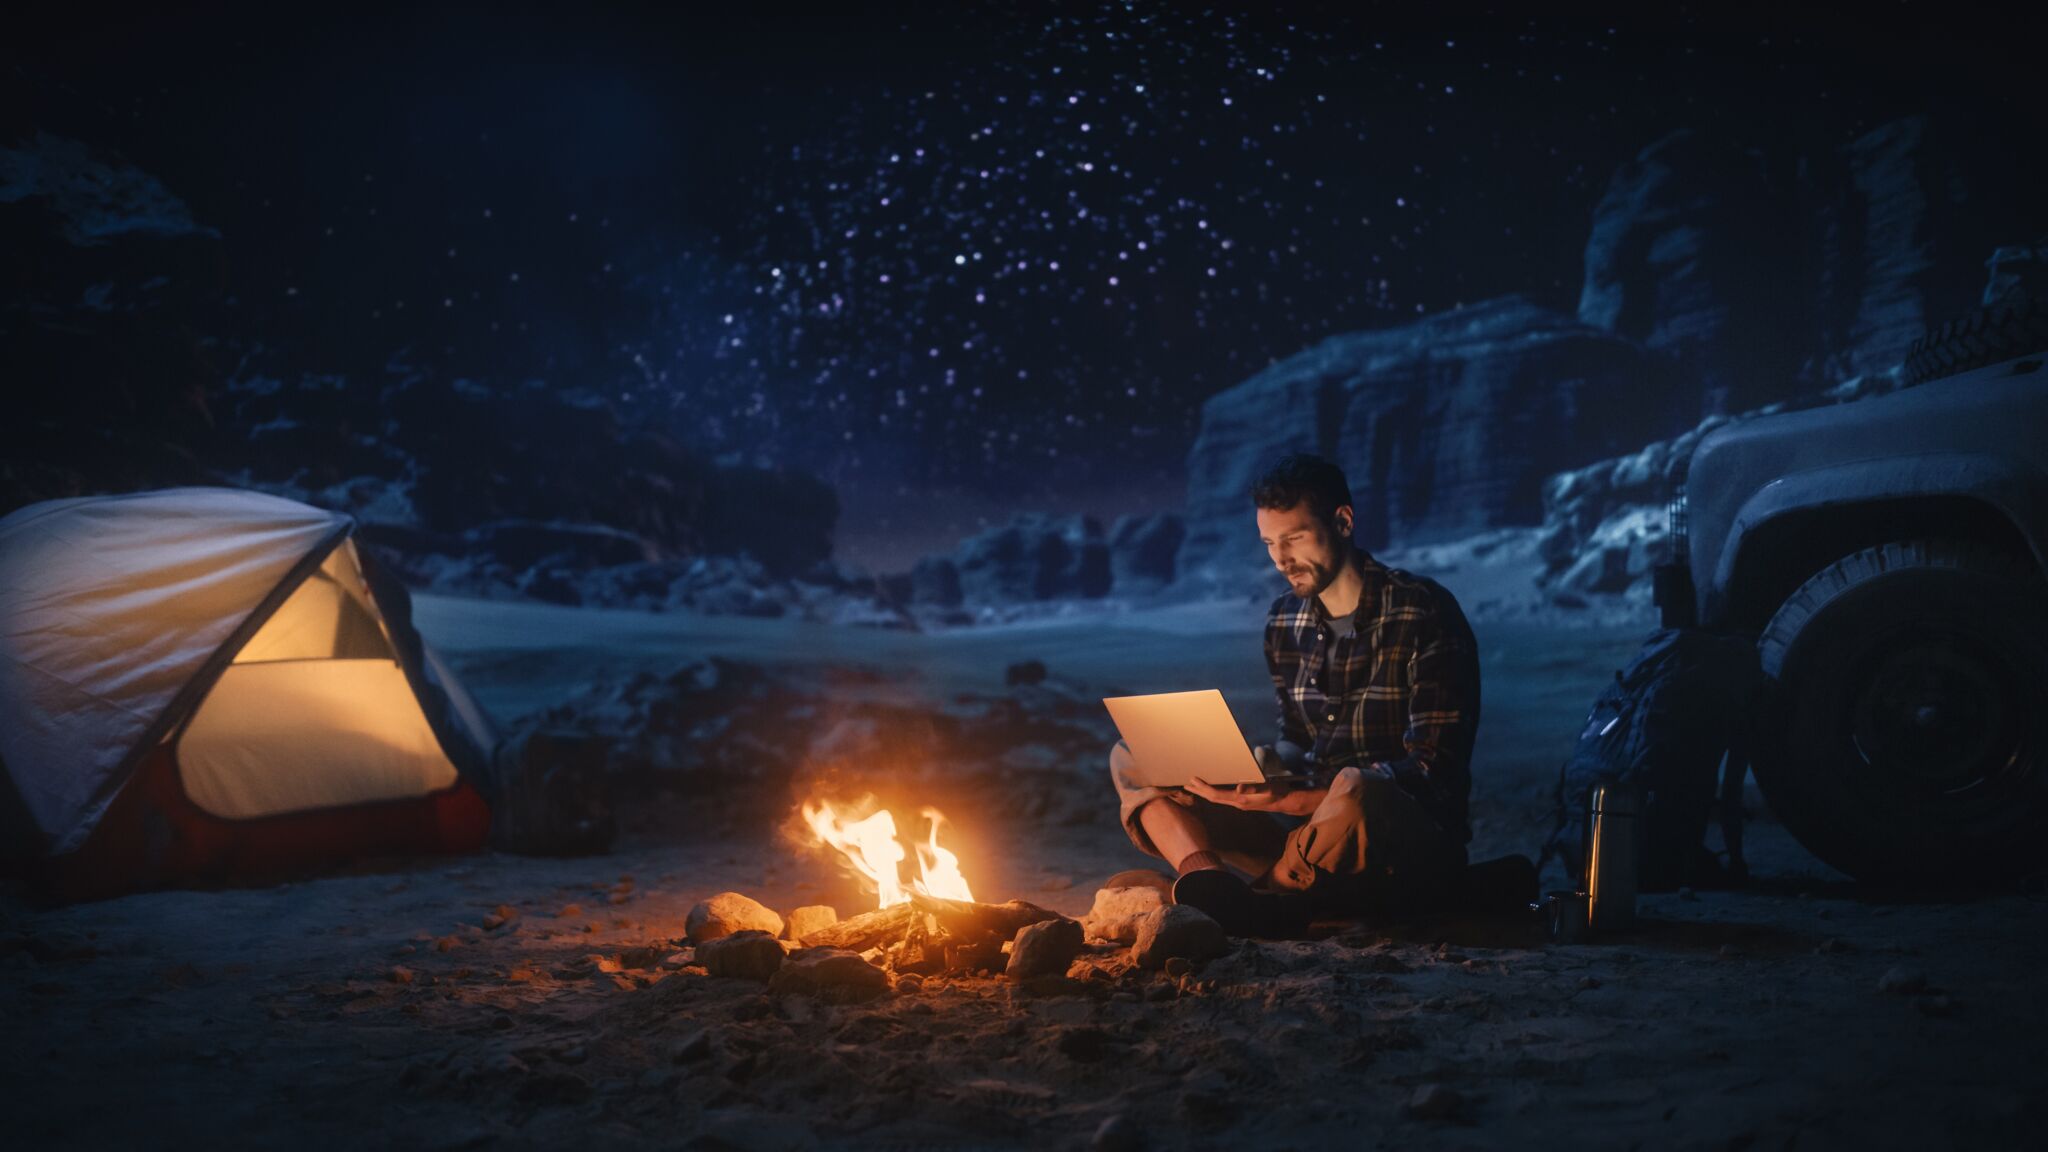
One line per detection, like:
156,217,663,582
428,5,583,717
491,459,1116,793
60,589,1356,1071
1657,287,2047,885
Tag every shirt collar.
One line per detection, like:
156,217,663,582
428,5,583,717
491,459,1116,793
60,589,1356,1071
1306,549,1381,627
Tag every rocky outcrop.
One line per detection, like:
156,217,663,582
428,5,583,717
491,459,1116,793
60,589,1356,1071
1107,513,1185,593
1577,130,1806,415
1581,118,2017,408
932,514,1112,604
1176,296,1673,594
0,134,849,615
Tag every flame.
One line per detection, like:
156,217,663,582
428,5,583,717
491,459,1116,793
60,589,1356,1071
801,799,975,909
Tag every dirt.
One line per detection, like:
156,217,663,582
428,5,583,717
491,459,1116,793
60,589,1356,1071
3,596,2044,1149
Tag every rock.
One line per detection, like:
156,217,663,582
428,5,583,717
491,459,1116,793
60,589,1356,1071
1579,129,1803,414
1163,957,1192,979
1406,1083,1463,1121
909,556,963,607
388,965,415,985
1107,512,1185,593
697,931,786,981
1057,1027,1112,1063
1083,886,1169,943
950,514,1112,603
1131,906,1227,969
613,945,666,970
1005,918,1084,982
1877,966,1927,995
1092,1112,1141,1152
670,1030,713,1064
1916,994,1956,1017
686,892,785,944
1177,296,1663,591
782,905,840,943
768,947,891,1003
481,904,520,931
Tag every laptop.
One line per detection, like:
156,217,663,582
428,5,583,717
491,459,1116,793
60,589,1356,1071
1101,689,1310,789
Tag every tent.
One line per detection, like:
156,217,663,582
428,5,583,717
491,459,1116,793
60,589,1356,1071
0,488,492,900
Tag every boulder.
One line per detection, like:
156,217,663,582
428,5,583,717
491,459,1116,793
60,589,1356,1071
1005,917,1085,982
782,905,840,944
1131,905,1227,969
1082,886,1169,944
696,930,785,980
685,892,785,944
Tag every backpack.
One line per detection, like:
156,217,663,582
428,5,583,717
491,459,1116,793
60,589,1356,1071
1541,628,1764,893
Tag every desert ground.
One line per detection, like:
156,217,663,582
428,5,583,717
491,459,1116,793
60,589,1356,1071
4,566,2044,1150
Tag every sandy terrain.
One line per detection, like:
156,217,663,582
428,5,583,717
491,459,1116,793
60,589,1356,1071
4,579,2043,1150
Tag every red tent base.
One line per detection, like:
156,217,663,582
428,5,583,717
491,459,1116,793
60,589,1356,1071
36,744,491,904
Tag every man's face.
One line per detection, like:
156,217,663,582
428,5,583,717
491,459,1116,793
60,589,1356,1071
1257,500,1352,597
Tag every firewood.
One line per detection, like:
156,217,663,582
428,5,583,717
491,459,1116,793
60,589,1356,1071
800,904,920,952
796,897,1062,953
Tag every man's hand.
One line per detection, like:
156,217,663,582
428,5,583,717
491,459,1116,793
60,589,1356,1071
1186,777,1328,817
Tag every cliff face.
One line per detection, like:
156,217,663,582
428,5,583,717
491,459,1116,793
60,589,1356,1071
1577,129,1807,416
1580,117,2011,408
1176,296,1673,593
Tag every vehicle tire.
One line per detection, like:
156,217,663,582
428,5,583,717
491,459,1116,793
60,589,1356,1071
1899,295,2048,386
1753,539,2048,885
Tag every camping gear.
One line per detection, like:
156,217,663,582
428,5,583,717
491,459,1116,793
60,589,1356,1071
1586,783,1639,933
1541,627,1764,893
1542,890,1589,943
0,488,493,901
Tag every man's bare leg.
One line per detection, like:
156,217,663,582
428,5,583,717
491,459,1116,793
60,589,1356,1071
1135,797,1216,873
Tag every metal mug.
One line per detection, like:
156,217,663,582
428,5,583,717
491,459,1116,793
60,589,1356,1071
1544,890,1589,943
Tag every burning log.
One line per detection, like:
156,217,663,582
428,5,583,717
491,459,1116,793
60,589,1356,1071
801,893,1061,954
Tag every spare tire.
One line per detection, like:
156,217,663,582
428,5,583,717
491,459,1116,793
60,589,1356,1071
1900,295,2048,386
1753,539,2048,885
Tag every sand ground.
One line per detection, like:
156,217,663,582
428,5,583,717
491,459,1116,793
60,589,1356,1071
4,583,2043,1150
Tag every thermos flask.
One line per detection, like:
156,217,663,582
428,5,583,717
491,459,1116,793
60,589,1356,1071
1586,783,1639,934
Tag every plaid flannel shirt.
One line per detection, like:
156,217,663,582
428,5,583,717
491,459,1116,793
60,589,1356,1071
1263,552,1481,844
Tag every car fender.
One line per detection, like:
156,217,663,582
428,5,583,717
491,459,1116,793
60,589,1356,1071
1710,453,2048,616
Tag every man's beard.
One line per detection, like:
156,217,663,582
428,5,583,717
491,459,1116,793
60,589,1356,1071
1283,551,1344,596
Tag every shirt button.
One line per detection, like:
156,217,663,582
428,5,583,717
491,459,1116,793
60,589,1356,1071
1308,677,1316,685
1326,712,1336,722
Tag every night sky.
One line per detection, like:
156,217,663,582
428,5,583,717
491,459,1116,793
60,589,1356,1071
7,2,2033,569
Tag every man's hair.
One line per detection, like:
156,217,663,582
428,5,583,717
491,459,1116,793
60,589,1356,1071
1251,453,1353,523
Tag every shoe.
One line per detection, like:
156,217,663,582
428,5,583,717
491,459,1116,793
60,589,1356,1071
1172,869,1311,939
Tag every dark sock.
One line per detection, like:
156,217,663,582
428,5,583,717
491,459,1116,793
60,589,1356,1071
1175,850,1224,876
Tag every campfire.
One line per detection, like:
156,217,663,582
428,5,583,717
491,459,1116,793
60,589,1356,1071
794,798,1059,976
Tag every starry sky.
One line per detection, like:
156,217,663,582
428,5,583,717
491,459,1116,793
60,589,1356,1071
7,2,2035,570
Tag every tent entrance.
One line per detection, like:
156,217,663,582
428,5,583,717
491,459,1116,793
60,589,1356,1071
175,541,460,820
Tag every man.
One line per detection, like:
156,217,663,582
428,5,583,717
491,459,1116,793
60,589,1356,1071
1107,452,1481,936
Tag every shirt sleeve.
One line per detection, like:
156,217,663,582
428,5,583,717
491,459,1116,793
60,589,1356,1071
1376,608,1478,818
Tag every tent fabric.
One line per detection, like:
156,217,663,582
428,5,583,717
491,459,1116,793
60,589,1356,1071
178,659,462,819
0,488,351,853
234,544,389,664
40,740,490,904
